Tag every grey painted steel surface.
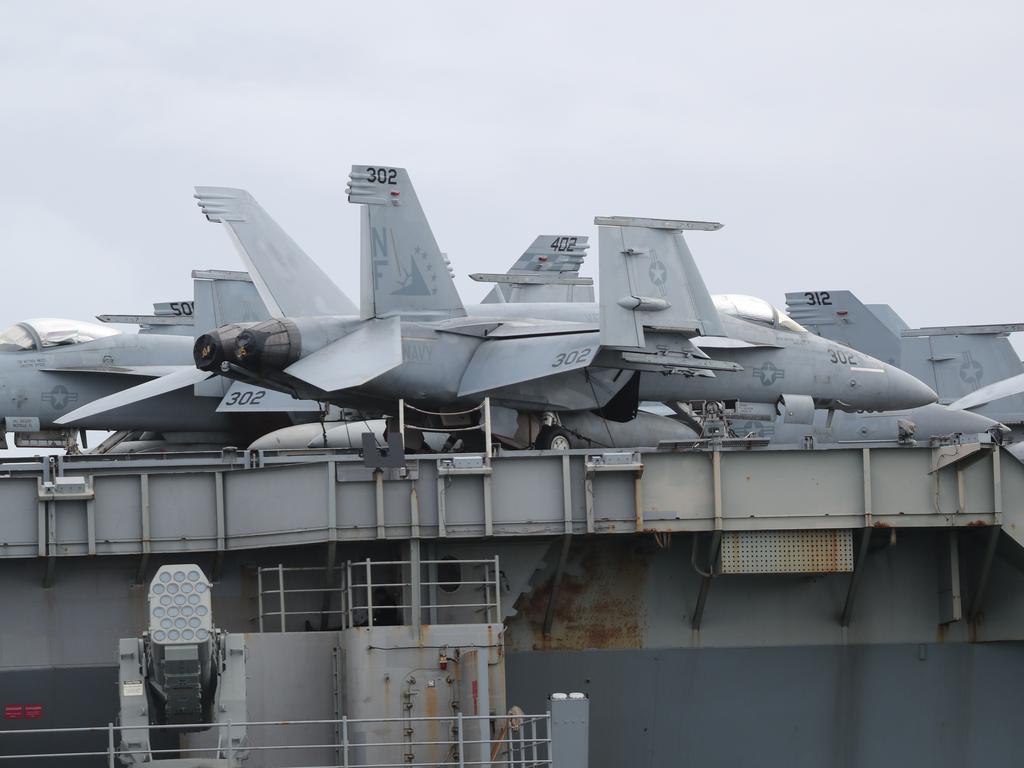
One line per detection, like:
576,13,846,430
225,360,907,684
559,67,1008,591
508,643,1024,768
3,526,1024,765
0,442,1019,562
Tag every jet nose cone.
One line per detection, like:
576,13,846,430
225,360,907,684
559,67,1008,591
887,365,938,409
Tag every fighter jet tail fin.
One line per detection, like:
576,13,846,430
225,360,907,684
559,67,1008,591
475,235,594,304
901,326,1024,404
191,270,273,397
347,165,466,320
785,290,904,366
194,187,358,318
596,216,724,349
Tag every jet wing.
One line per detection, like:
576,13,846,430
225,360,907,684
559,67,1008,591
948,372,1024,411
41,365,188,377
55,367,214,425
458,332,600,397
436,319,598,339
283,317,403,392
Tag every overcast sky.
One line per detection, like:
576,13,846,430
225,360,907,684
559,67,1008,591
1,1,1021,352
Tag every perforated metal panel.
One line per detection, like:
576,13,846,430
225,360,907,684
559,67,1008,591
720,530,854,574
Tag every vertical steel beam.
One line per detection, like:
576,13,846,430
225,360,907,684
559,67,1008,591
409,539,422,631
712,451,723,533
437,472,448,538
691,531,721,631
133,474,151,586
320,540,338,631
410,485,421,539
862,448,873,527
993,447,1003,525
326,462,338,541
938,529,963,625
691,576,712,631
483,396,492,462
492,554,502,623
543,535,573,636
213,472,226,581
257,567,264,632
278,563,286,632
584,474,595,534
634,471,644,533
483,474,493,536
968,525,1001,624
86,498,96,556
43,499,56,587
366,557,374,628
375,470,386,539
841,527,873,628
561,454,573,535
36,498,46,558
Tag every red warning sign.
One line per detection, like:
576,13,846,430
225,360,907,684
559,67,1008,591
3,704,23,720
24,705,43,719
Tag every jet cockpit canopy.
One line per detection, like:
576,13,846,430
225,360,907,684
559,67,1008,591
0,318,120,351
712,294,806,333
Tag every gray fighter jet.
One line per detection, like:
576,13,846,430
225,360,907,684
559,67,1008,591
59,167,936,448
0,273,325,453
476,235,1002,446
476,240,1004,446
786,290,1024,440
0,316,200,449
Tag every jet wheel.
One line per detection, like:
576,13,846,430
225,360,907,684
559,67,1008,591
536,426,573,451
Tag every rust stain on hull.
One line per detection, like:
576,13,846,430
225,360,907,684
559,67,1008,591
515,538,649,651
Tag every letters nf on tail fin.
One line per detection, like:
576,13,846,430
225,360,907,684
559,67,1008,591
347,165,466,320
194,187,357,319
597,216,724,349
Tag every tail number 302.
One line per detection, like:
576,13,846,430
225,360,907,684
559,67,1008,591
225,390,266,407
552,347,593,368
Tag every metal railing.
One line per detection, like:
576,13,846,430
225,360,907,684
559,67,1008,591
257,557,502,632
0,711,552,767
398,396,493,459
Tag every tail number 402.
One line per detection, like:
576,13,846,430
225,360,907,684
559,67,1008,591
552,347,593,368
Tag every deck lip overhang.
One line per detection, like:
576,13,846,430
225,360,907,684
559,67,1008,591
0,439,1015,560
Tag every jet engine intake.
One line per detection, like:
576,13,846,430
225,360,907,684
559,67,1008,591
777,393,816,424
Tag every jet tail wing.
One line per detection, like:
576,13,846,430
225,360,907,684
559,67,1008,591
475,235,594,304
194,187,358,318
54,367,214,425
597,216,724,349
191,269,273,397
283,317,403,393
784,290,905,365
458,332,601,396
348,165,466,320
